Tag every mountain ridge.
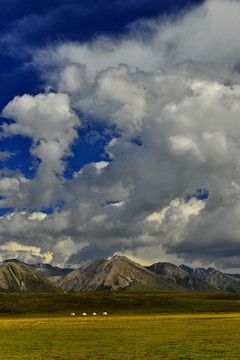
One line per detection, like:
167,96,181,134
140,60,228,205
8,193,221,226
1,257,240,293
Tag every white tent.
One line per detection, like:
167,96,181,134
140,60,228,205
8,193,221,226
70,313,75,316
103,312,108,315
92,312,97,316
82,312,87,316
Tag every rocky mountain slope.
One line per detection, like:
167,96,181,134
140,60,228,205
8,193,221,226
57,256,186,292
146,262,218,292
180,264,240,292
0,261,63,293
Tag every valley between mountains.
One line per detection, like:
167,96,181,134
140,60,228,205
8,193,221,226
0,256,240,293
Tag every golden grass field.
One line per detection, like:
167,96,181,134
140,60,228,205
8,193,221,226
1,313,240,359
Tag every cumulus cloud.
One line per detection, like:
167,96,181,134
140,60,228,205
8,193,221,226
1,0,240,270
2,93,78,143
1,92,80,207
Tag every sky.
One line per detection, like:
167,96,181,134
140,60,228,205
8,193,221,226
1,0,240,272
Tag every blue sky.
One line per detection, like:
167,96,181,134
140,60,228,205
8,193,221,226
1,0,240,271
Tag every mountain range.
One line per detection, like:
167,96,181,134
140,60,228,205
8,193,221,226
179,264,240,292
0,257,240,293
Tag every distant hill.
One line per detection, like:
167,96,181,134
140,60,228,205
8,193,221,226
180,264,240,292
1,292,240,316
0,261,63,293
57,256,186,292
28,263,74,283
146,262,218,292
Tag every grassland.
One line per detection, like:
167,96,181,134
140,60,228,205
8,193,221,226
1,313,240,359
1,292,240,359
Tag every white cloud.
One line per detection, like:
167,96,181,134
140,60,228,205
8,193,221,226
0,176,29,207
146,198,206,247
169,136,204,162
52,236,88,267
58,64,89,94
1,92,80,207
0,177,21,192
0,241,53,264
0,151,15,161
96,65,147,133
28,212,47,221
34,0,240,76
93,161,109,174
109,201,125,208
2,93,78,142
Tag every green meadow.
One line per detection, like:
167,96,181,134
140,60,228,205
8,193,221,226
1,292,240,359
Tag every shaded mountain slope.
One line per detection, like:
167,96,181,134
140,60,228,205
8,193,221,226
29,263,74,277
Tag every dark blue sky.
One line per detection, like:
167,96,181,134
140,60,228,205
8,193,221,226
0,0,203,108
0,0,204,179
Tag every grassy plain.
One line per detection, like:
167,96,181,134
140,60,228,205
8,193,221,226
1,313,240,359
1,292,240,359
